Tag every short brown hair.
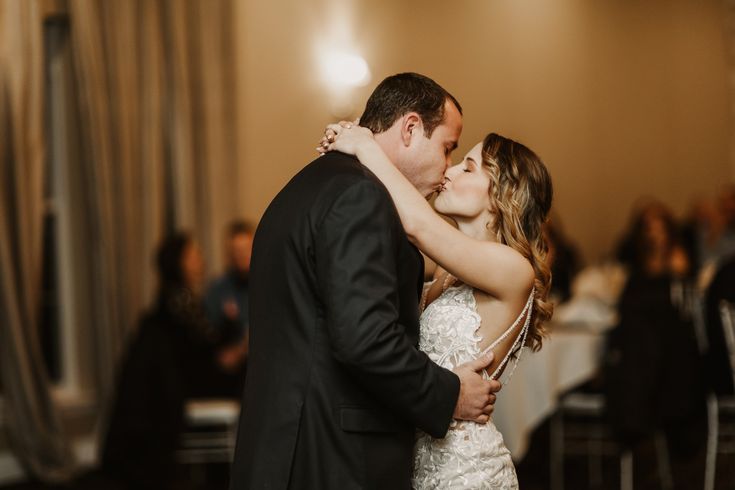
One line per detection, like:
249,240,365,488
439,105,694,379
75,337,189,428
359,73,462,137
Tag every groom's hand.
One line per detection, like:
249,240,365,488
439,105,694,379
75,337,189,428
452,353,502,424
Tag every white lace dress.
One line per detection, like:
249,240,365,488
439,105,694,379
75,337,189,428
412,283,534,490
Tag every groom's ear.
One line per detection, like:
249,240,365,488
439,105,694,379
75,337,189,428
400,112,422,147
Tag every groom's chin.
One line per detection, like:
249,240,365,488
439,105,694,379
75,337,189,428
421,185,440,200
426,188,443,202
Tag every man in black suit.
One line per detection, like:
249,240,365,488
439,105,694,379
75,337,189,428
229,73,500,490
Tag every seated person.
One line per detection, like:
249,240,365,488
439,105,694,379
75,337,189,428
204,220,254,394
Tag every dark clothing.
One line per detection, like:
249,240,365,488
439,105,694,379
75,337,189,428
614,233,637,270
205,269,250,342
603,274,705,446
705,255,735,395
680,221,703,274
550,241,580,303
102,289,220,490
229,152,460,490
204,270,250,396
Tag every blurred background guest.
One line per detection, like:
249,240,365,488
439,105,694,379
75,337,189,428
614,199,690,279
682,186,735,282
101,233,220,490
711,184,735,261
204,220,255,395
681,195,721,274
604,200,705,470
543,214,581,303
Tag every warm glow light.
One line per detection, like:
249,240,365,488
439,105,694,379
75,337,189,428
321,52,370,88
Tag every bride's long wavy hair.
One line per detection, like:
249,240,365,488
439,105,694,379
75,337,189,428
482,133,553,351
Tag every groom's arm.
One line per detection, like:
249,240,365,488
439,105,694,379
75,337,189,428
314,178,460,438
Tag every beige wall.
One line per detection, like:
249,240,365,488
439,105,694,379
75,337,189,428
235,0,733,262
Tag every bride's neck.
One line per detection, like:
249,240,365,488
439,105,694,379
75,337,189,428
454,215,497,243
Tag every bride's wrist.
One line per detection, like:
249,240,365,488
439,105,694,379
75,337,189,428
355,139,379,162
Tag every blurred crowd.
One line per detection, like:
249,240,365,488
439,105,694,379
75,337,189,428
604,184,735,409
100,221,254,490
92,183,735,489
545,183,735,484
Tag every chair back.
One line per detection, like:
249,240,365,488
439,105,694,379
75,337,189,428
719,300,735,391
688,287,709,354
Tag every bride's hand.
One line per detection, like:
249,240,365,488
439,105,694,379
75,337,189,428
317,120,375,157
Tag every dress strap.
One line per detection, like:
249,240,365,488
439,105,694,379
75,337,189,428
479,288,535,382
419,279,437,312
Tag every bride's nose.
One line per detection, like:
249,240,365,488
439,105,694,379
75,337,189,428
444,164,459,179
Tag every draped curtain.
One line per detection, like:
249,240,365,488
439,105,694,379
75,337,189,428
68,0,238,437
0,0,75,482
68,0,170,408
0,0,238,481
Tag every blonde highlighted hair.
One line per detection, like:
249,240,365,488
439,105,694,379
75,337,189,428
482,133,553,351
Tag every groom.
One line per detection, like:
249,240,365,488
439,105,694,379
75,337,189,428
229,73,501,490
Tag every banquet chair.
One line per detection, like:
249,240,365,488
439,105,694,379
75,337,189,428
176,398,240,465
703,300,735,490
551,391,672,490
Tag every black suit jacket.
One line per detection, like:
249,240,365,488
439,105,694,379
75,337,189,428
229,152,460,490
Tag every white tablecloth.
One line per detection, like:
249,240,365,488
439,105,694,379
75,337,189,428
492,325,606,460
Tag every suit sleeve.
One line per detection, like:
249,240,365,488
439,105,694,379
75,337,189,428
314,179,460,438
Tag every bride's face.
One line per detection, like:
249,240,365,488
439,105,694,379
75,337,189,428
434,142,492,220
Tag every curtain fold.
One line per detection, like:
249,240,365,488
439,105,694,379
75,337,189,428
0,0,75,481
162,0,239,257
68,0,169,412
68,0,238,442
0,1,238,478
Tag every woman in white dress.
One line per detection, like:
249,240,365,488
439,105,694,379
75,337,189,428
320,125,554,489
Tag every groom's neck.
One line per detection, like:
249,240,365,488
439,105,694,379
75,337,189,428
373,130,415,184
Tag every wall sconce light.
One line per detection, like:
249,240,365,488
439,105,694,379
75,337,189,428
319,50,371,117
320,51,371,88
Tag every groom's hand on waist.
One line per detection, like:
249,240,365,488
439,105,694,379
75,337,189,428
452,353,503,424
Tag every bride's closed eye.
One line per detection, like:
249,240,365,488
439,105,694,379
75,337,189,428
463,157,478,172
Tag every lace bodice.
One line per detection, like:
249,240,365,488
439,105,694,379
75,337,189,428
413,283,531,489
419,283,533,383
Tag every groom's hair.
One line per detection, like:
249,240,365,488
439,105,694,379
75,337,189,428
359,73,462,137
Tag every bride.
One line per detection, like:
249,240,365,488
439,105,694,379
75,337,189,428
319,125,554,489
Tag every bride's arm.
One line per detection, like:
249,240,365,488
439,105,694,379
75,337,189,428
423,253,437,281
323,124,534,300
